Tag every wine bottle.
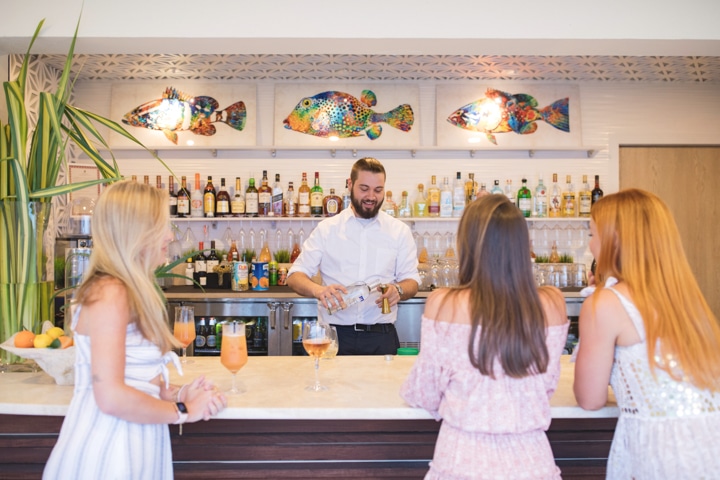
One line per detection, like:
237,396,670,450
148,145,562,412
310,171,324,217
327,280,382,315
176,176,190,217
168,176,177,217
245,177,259,217
258,170,272,216
298,172,311,217
591,175,604,205
231,177,245,217
216,178,231,217
203,176,216,218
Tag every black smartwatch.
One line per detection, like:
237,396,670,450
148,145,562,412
174,402,189,424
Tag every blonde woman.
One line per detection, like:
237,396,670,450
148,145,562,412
44,180,226,480
574,188,720,478
401,195,568,479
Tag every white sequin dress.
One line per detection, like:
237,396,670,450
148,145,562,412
401,316,569,480
43,306,182,480
605,281,720,479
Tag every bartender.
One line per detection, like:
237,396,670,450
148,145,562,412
287,157,420,355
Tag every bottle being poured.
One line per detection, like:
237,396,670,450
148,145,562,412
327,279,383,315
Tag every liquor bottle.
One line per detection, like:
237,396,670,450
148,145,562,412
143,175,150,185
228,241,240,262
324,188,342,216
284,181,296,217
190,173,204,218
245,177,259,217
216,178,231,217
206,317,217,350
490,179,503,195
562,175,577,217
549,241,561,263
327,279,382,315
504,179,516,206
578,174,592,218
290,237,301,263
465,173,477,204
271,173,283,216
176,176,190,217
413,183,428,217
206,240,220,275
517,178,532,217
382,191,398,217
258,234,272,263
131,175,138,183
452,171,466,218
591,175,604,205
298,172,311,217
477,182,490,198
203,176,216,218
184,257,194,286
534,175,547,218
231,177,245,217
342,178,352,210
440,177,453,218
258,170,272,216
398,191,412,218
310,171,324,217
427,175,441,217
167,176,177,217
548,173,562,218
194,241,207,286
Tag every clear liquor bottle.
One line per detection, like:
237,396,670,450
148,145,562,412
440,177,453,218
517,178,532,217
190,173,204,218
342,178,351,210
382,191,398,217
548,173,562,218
398,191,412,218
216,177,231,217
231,177,245,217
245,177,259,217
310,171,324,217
203,176,216,218
413,183,428,217
477,182,490,198
327,280,382,315
465,173,478,204
490,179,503,195
504,179,516,206
257,170,272,216
452,171,466,217
534,175,547,218
427,175,441,217
578,174,592,217
284,181,296,217
298,172,311,217
562,175,577,217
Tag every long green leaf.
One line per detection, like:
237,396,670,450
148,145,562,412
30,177,121,198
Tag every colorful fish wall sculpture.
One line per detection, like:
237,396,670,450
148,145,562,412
447,89,569,145
283,90,414,140
122,87,246,145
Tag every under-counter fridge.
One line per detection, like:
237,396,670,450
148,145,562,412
167,297,319,356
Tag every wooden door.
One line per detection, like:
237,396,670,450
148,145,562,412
620,146,720,317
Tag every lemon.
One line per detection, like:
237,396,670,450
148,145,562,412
33,333,53,348
46,327,65,339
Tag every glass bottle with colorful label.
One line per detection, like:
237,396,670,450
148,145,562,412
310,172,324,217
258,170,272,216
517,178,532,217
245,177,259,217
324,188,342,217
548,173,562,218
562,175,576,217
578,174,592,217
427,175,441,217
231,177,245,217
203,176,216,218
534,175,547,218
298,172,311,217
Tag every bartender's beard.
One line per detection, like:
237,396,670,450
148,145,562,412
351,190,383,219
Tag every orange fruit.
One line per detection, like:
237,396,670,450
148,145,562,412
14,330,35,348
58,336,74,349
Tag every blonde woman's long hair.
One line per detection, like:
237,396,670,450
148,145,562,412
74,180,180,352
447,195,549,378
592,188,720,391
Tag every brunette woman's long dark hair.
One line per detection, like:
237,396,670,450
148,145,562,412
448,195,549,378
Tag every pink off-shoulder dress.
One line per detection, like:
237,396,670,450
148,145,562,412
401,316,569,480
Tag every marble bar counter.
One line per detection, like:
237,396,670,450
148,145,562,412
0,356,615,479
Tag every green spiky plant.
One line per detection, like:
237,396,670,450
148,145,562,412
0,18,173,358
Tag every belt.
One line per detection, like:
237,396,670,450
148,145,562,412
332,323,395,334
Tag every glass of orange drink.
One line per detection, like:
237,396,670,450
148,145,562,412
302,320,333,391
173,306,196,364
221,321,248,394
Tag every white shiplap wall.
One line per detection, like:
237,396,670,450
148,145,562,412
70,80,720,261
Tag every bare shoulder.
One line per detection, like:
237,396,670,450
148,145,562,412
86,276,128,305
423,288,450,320
424,288,471,325
538,286,568,327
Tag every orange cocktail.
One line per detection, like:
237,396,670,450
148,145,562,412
221,322,247,394
173,320,196,347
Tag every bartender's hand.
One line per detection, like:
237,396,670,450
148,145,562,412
376,284,401,309
316,284,348,312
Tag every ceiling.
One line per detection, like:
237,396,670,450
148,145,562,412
36,53,720,83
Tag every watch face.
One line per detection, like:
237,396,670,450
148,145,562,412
176,402,188,413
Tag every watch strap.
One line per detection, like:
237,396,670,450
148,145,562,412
393,283,404,298
174,402,189,424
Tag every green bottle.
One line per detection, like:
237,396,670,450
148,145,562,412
517,178,532,218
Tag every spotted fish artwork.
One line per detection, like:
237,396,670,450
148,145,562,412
447,89,569,145
122,87,246,144
283,90,414,140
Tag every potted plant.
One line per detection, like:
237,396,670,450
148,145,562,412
0,18,172,361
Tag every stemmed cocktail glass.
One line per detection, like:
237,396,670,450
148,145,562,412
221,321,248,394
302,321,333,391
173,306,196,364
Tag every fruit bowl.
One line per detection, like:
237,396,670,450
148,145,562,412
0,328,76,386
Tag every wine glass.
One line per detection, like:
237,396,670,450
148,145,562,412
302,320,332,391
173,306,196,364
321,326,339,360
221,321,248,394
